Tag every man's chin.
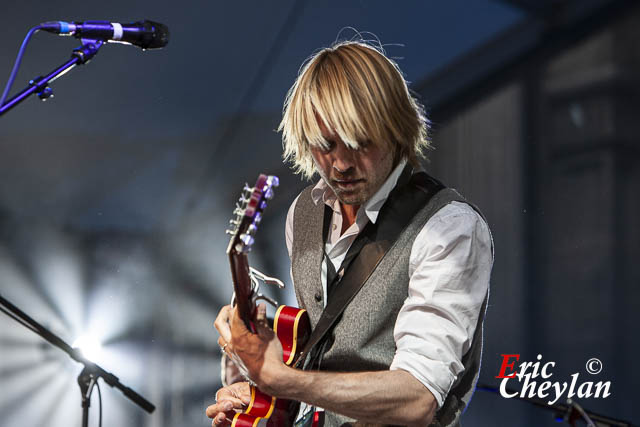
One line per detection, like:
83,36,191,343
335,192,366,206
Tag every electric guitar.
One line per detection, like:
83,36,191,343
225,174,312,427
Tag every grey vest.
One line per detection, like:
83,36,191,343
291,181,490,427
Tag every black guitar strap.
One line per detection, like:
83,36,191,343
293,166,446,368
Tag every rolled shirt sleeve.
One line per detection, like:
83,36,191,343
285,194,299,259
389,201,493,408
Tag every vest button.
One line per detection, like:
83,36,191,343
314,292,322,302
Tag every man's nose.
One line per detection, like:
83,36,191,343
332,142,356,173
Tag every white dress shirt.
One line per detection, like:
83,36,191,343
285,159,493,408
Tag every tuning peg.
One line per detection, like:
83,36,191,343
267,175,279,187
233,207,244,215
254,212,262,225
225,229,235,235
248,223,258,234
264,187,274,200
240,233,254,247
243,183,252,193
234,240,253,253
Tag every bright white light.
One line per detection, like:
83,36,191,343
72,335,103,362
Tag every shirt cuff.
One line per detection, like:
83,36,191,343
389,350,457,409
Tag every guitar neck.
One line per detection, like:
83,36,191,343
228,251,255,331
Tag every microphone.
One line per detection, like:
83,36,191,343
40,20,169,50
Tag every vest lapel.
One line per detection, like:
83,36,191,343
291,185,326,328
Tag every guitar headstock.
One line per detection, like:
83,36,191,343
226,174,279,255
226,174,279,331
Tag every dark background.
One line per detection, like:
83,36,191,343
0,1,637,426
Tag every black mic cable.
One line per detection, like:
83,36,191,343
0,25,41,106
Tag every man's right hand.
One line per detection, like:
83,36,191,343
206,382,251,426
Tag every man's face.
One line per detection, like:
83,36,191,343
310,119,395,207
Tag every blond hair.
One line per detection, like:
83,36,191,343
278,40,431,179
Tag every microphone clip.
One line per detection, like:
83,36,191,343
72,39,104,64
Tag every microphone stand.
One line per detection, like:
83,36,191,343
476,383,633,426
0,38,103,117
0,293,155,426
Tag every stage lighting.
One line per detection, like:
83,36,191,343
72,335,103,362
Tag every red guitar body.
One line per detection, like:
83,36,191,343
226,174,317,427
230,305,311,427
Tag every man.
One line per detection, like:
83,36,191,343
207,41,493,426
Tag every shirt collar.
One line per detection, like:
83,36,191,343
310,158,408,224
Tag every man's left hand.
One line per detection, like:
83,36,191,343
214,303,287,395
